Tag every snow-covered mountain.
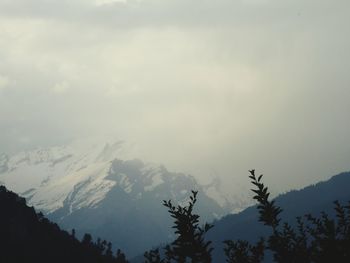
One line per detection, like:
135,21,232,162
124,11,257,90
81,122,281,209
0,141,123,213
0,140,252,257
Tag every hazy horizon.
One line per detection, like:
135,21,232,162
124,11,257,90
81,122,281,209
1,0,349,193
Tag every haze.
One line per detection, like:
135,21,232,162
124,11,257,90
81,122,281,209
0,0,349,193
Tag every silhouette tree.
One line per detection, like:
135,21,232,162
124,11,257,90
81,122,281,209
144,190,213,263
82,233,93,246
144,248,164,263
224,239,264,263
162,190,213,263
116,248,129,263
224,169,350,263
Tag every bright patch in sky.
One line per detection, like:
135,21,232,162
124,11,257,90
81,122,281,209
94,0,127,6
0,75,10,90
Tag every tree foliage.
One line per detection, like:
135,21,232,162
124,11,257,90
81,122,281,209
224,170,350,263
144,248,165,263
145,190,213,263
223,239,264,263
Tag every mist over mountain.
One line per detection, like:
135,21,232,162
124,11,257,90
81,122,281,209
1,0,349,195
1,140,349,261
0,140,252,257
0,0,349,262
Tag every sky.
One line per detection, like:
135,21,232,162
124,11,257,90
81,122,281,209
0,0,349,193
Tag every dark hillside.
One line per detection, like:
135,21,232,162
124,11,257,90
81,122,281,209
0,185,127,263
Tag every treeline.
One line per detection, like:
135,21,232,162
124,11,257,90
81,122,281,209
0,185,128,263
144,170,350,263
1,170,350,263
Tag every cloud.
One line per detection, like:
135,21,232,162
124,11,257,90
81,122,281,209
0,75,10,90
0,0,349,192
95,0,127,6
52,81,70,94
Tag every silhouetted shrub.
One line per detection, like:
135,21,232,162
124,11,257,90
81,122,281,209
145,190,213,263
224,170,350,263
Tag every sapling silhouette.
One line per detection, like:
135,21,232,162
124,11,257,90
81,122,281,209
224,170,350,263
144,190,213,263
163,190,214,263
144,170,350,263
223,239,264,263
144,248,164,263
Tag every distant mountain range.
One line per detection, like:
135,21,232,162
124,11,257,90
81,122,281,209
3,141,347,261
0,140,251,257
1,141,349,262
124,171,350,262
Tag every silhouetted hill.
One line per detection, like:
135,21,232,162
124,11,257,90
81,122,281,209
0,185,127,263
208,171,350,262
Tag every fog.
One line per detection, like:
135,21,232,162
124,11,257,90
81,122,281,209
0,0,349,193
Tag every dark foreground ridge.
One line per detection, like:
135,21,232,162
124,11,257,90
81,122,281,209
0,185,128,263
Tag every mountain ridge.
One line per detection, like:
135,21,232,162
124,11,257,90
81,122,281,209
0,141,247,214
0,140,249,257
207,171,350,262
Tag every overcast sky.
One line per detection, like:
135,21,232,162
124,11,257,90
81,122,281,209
0,0,349,192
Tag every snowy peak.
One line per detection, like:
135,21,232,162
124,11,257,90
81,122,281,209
0,141,235,218
0,139,254,221
95,141,124,162
203,176,253,214
0,140,255,257
0,153,9,174
0,141,124,212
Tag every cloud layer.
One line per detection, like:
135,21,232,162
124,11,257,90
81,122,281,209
0,0,349,192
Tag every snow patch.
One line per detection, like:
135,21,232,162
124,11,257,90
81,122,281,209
144,172,163,191
117,173,133,193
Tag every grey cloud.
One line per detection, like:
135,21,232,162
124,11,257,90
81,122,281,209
0,0,349,193
0,0,346,29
